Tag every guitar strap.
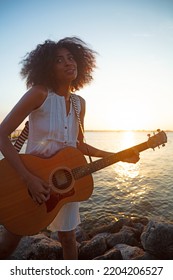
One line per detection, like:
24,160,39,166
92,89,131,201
14,121,29,152
71,94,92,163
71,94,85,136
14,94,92,162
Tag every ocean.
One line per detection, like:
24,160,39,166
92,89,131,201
1,131,173,229
80,130,173,228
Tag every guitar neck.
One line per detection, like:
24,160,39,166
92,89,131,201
73,141,148,180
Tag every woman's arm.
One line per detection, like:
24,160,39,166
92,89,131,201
0,86,50,203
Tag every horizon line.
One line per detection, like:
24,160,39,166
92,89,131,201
85,129,173,132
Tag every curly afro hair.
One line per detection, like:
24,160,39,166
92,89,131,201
20,37,97,91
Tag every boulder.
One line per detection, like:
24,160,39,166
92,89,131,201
141,220,173,259
94,247,122,260
115,244,145,260
79,234,108,260
11,233,63,260
107,230,138,248
1,217,173,260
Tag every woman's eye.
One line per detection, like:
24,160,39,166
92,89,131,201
55,56,74,63
69,56,74,61
56,58,62,63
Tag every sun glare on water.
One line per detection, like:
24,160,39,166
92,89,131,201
113,131,140,179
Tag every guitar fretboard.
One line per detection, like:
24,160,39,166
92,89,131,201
72,141,148,180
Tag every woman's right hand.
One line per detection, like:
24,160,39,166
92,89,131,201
23,173,51,204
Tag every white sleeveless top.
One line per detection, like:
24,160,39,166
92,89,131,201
26,91,81,232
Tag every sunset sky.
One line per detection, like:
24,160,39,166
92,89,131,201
1,0,173,131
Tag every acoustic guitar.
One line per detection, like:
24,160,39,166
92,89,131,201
0,130,167,235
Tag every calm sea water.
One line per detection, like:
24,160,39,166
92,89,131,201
1,131,173,228
80,131,173,228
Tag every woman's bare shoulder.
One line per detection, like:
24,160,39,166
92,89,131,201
23,85,48,109
28,85,48,99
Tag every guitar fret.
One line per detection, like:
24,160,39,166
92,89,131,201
72,155,118,179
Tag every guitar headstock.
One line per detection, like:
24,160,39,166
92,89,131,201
147,129,167,150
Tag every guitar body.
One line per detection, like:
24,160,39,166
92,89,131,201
0,147,93,235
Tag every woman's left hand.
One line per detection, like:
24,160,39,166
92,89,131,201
123,150,140,164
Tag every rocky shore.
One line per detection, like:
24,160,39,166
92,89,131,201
1,217,173,260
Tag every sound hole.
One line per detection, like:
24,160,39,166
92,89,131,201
51,169,72,192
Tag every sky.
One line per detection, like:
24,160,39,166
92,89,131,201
0,0,173,131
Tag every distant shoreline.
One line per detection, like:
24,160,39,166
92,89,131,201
85,129,173,132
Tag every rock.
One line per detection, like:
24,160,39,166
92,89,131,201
94,248,122,260
106,230,139,248
115,244,145,260
1,217,173,260
27,234,62,260
11,233,63,260
133,252,158,260
141,220,173,259
132,222,145,235
131,217,149,225
79,234,108,260
120,225,141,240
75,226,90,243
10,236,34,259
89,218,133,237
0,225,4,234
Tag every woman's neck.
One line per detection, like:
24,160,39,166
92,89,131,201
53,85,72,100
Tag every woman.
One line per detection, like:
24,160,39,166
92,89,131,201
0,37,139,259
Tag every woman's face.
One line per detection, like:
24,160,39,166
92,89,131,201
53,47,78,84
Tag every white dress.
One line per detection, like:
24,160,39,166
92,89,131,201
25,91,81,232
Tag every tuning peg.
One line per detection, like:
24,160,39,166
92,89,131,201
147,133,151,138
162,144,165,147
157,129,161,132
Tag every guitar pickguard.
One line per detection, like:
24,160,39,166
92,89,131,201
45,189,75,212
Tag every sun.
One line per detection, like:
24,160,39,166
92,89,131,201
85,94,152,131
103,100,151,131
